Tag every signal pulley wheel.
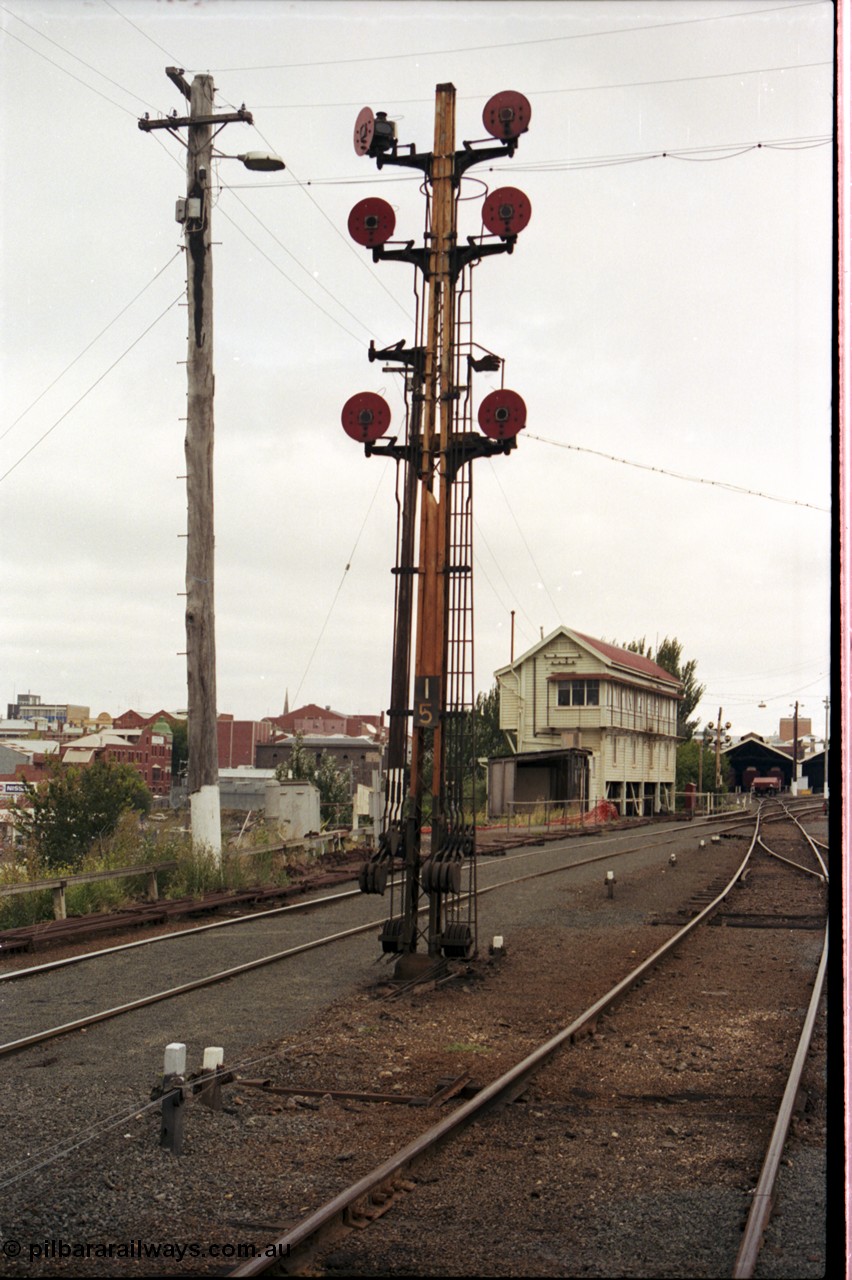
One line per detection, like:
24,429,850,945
341,392,391,443
478,389,526,440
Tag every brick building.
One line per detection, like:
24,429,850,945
61,720,173,797
264,704,386,743
217,716,273,768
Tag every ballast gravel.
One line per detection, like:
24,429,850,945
0,812,829,1277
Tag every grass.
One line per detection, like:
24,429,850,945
0,812,295,930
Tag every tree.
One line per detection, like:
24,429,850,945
621,635,705,740
675,738,730,794
473,684,511,763
18,758,152,871
654,637,705,740
170,719,188,778
274,733,351,828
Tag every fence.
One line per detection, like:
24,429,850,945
495,799,596,834
675,790,751,818
0,861,178,921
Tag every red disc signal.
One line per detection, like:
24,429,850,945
348,197,396,247
478,389,526,440
482,187,531,238
341,392,391,443
354,106,375,156
482,91,531,141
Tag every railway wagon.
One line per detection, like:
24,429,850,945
752,774,783,796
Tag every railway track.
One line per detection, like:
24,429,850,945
0,801,826,1277
0,813,765,1058
219,800,827,1278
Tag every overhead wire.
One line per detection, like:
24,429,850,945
194,2,828,71
485,460,564,623
0,23,140,116
1,250,184,444
100,0,185,63
219,183,376,339
218,131,833,192
290,463,391,709
0,293,184,484
0,3,158,112
252,59,833,110
240,111,413,325
524,433,830,512
214,203,367,346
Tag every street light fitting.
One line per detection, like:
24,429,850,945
237,151,286,171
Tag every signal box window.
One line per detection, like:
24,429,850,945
557,679,599,707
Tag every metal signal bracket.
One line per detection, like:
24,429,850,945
369,339,426,376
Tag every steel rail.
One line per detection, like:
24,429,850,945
0,886,363,983
756,838,827,881
0,825,722,1057
0,826,725,1055
228,809,767,1277
732,922,829,1278
2,807,780,1061
0,917,389,1059
0,819,713,985
778,799,829,880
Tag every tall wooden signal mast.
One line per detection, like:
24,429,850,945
342,84,532,978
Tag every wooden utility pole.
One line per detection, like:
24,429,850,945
184,74,221,857
139,73,272,861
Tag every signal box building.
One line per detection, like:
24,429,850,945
493,627,682,817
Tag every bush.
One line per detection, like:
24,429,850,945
17,759,152,871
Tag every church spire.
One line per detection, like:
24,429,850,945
283,687,290,715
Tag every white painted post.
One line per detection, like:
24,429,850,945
199,1046,224,1110
161,1042,187,1154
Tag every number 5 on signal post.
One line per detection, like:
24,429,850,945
414,676,441,728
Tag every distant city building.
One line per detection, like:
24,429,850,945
61,720,173,797
217,716,273,768
6,693,89,725
264,703,387,743
256,734,384,790
778,716,812,742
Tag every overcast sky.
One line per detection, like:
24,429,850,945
0,0,834,743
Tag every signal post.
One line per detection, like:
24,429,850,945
343,84,532,976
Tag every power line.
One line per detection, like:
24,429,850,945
1,250,183,443
219,130,833,192
0,293,183,484
504,133,832,172
1,3,157,111
214,204,367,346
194,2,827,72
291,464,391,709
252,59,833,110
486,460,564,623
244,115,413,324
100,0,184,63
525,434,830,512
220,183,377,338
0,24,138,116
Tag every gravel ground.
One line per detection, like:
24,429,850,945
0,808,829,1277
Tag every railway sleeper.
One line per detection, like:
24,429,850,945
345,1178,412,1228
